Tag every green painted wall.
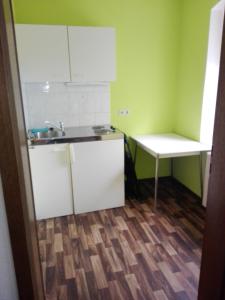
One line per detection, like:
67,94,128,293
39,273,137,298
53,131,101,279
13,0,217,192
13,0,181,179
173,0,217,195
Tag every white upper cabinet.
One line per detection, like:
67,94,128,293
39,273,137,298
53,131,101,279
15,24,71,82
68,26,116,82
15,25,116,83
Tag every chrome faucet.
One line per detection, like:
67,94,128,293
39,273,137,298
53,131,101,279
45,120,65,132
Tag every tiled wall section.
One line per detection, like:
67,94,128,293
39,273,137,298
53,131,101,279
22,83,111,129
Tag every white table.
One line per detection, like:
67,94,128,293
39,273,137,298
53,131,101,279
132,133,211,209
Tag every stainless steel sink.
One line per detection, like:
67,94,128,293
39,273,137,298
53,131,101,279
29,126,123,145
29,129,65,140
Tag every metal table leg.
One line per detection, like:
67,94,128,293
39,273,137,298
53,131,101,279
199,152,203,198
154,156,159,210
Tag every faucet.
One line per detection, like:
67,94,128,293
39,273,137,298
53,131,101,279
45,120,65,132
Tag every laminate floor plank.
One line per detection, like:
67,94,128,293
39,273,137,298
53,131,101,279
38,179,204,300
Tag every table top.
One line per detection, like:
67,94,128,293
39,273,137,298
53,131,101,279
132,133,212,158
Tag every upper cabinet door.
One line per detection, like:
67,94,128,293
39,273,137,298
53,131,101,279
15,24,71,82
68,26,116,82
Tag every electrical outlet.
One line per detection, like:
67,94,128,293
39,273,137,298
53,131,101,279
118,109,129,116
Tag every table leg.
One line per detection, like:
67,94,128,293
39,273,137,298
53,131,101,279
199,152,203,198
154,156,159,210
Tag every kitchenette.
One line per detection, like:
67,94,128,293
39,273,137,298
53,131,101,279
15,24,125,220
4,0,221,297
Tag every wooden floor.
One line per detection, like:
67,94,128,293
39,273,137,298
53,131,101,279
37,179,205,300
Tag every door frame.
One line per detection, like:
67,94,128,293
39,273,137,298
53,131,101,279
0,0,44,299
198,10,225,300
1,0,225,299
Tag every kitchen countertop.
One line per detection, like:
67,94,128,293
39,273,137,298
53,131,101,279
29,125,124,146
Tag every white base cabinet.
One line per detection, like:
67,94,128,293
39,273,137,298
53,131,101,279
70,140,124,214
29,139,125,219
29,144,73,220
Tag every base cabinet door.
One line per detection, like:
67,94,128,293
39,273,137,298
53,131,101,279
71,140,124,214
29,144,73,220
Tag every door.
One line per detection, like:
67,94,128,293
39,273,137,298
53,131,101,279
15,24,70,82
29,144,73,219
71,140,124,214
0,0,44,298
68,26,116,82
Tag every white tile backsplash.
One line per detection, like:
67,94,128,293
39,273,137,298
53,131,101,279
95,113,111,125
22,83,111,129
79,113,96,126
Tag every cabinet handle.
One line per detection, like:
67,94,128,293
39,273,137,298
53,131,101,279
70,144,75,164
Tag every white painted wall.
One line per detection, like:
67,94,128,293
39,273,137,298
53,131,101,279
0,174,19,300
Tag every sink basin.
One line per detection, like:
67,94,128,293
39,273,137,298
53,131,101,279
30,129,65,140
